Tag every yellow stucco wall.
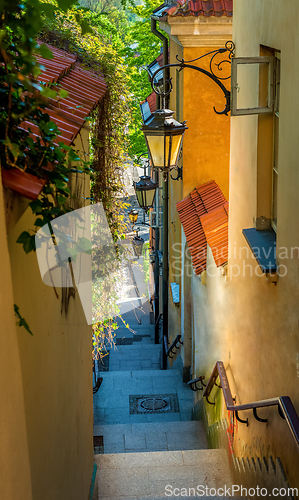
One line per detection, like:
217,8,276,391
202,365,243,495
187,0,299,490
167,36,231,372
227,0,299,487
182,46,230,200
2,127,94,500
0,171,33,500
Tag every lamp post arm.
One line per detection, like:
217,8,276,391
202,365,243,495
137,152,150,176
151,62,230,116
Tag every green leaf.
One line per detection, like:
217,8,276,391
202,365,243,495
36,44,54,60
34,218,44,227
40,87,58,99
54,179,67,190
14,304,34,336
23,235,36,254
57,0,79,12
4,138,20,159
16,231,31,244
79,19,94,36
39,2,56,19
29,199,43,213
59,89,69,99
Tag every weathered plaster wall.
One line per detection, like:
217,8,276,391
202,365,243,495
0,172,33,500
188,0,299,489
3,127,94,500
228,0,299,487
167,36,231,368
182,46,230,200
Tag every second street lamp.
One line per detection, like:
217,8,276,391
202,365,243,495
134,175,158,212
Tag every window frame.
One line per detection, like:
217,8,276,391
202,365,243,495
231,56,274,116
271,52,280,233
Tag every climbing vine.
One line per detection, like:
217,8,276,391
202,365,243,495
0,2,90,253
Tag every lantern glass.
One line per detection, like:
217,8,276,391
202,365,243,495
145,188,156,209
136,190,143,209
142,109,187,175
146,133,183,169
134,175,158,210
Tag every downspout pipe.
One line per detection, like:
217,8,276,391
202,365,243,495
151,16,169,369
151,17,169,108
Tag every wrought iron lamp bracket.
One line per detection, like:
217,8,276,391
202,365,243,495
150,41,235,116
170,166,182,181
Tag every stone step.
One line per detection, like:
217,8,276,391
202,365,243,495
108,344,161,371
93,421,208,454
96,497,245,500
94,449,245,499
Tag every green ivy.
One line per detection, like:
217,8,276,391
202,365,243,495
0,0,92,253
14,304,34,335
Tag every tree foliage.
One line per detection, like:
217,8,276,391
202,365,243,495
121,0,165,158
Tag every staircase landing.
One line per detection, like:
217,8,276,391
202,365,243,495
95,449,237,500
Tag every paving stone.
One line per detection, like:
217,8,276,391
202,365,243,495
140,359,153,368
119,360,142,370
125,432,146,451
145,432,167,451
97,467,150,497
104,442,125,454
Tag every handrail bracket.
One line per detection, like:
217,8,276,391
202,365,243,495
235,410,249,426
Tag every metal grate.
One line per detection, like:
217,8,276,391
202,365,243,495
129,394,180,414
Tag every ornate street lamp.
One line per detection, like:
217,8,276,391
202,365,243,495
142,42,235,183
142,109,187,180
134,175,158,211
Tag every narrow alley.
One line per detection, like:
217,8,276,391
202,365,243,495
92,234,239,500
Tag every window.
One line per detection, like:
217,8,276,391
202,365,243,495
236,48,281,274
231,57,274,115
271,52,280,232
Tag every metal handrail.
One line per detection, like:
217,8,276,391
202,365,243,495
165,334,183,358
187,376,206,392
155,313,163,328
203,361,299,450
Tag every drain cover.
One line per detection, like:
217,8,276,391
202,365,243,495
129,394,180,414
139,397,169,411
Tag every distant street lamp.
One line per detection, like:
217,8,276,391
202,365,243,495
132,235,144,258
128,209,138,225
134,175,158,211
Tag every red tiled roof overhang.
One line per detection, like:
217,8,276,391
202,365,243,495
140,91,156,114
176,180,228,275
2,44,107,200
22,43,107,147
140,53,165,114
159,0,233,19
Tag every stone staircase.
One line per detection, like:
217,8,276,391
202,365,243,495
93,295,245,499
93,369,245,499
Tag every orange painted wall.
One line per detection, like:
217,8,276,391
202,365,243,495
182,47,230,200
